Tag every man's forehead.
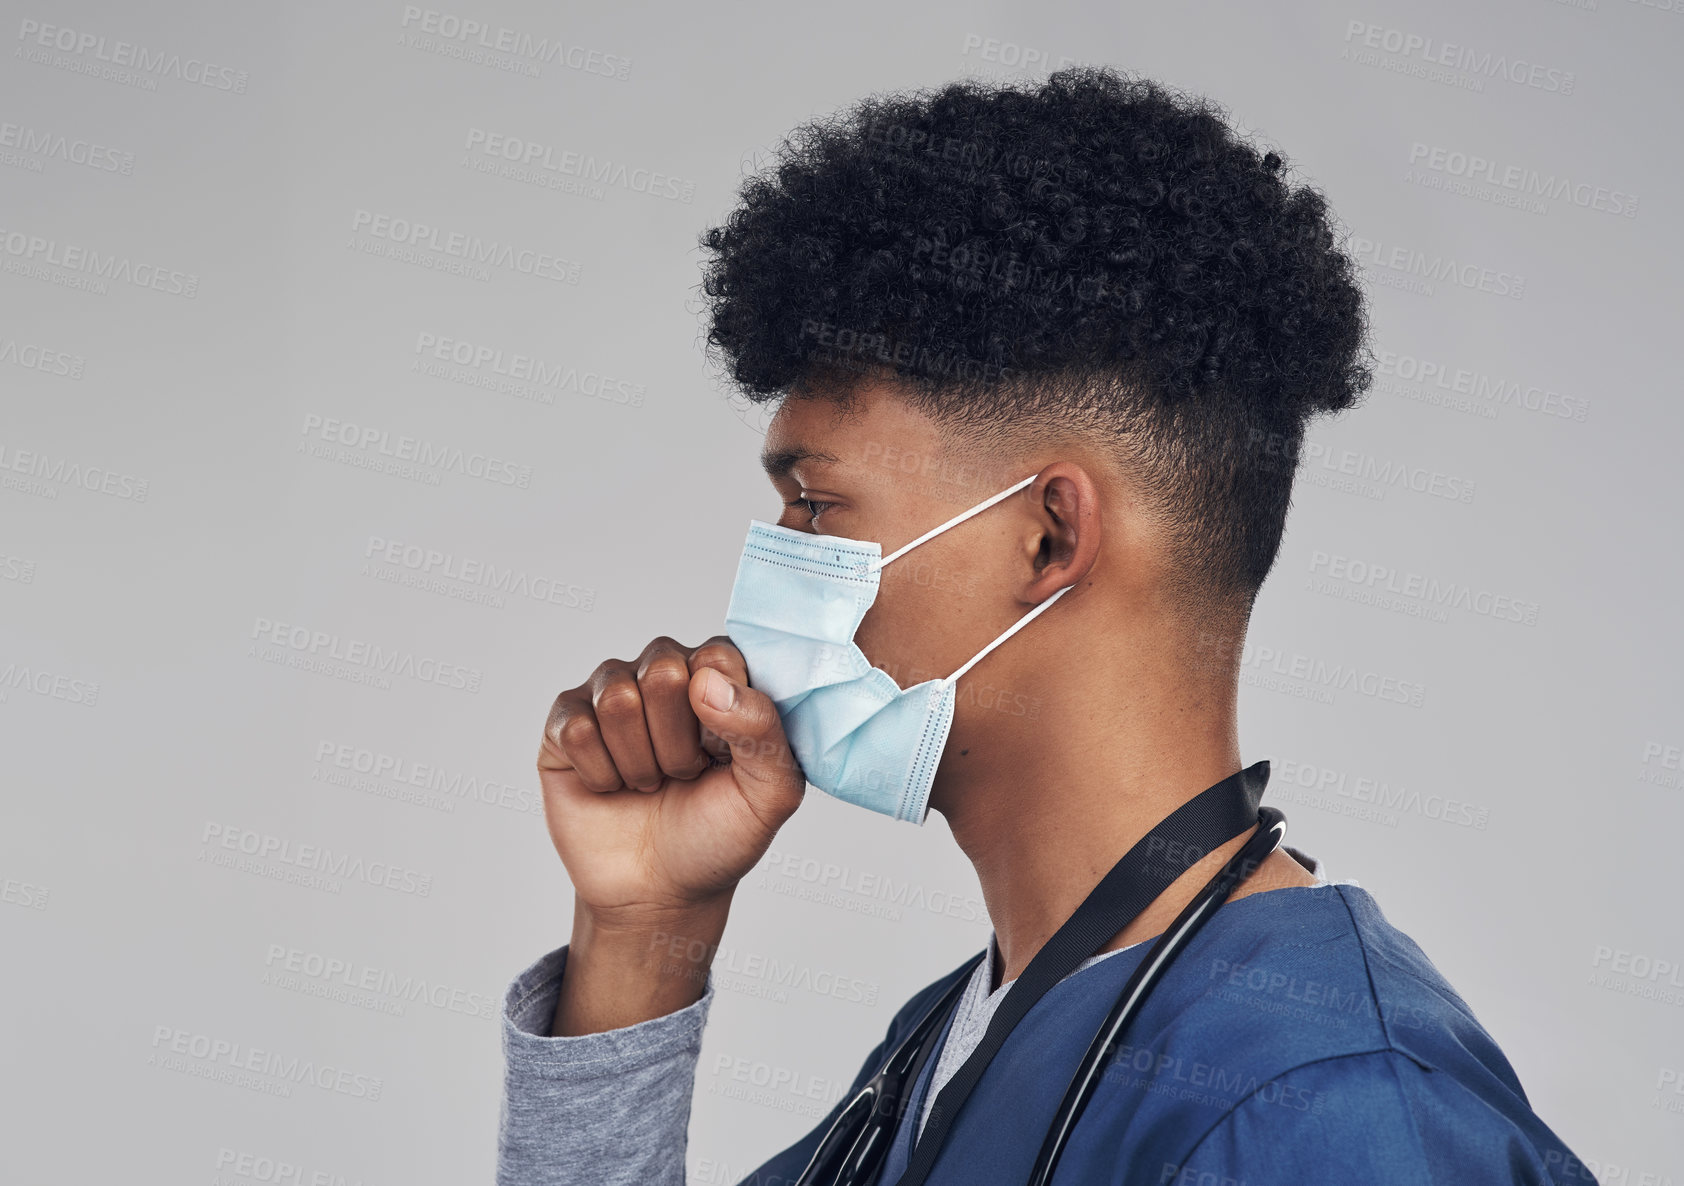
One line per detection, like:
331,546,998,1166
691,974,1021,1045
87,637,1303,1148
759,395,856,476
758,441,843,479
759,385,938,477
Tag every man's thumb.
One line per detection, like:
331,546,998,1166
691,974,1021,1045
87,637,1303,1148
692,667,804,812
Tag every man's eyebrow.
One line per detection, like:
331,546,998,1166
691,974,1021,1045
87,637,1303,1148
759,445,842,480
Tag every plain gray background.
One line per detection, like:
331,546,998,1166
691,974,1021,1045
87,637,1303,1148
2,0,1680,1181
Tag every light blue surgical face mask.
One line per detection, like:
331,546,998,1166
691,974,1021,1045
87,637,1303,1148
723,472,1072,824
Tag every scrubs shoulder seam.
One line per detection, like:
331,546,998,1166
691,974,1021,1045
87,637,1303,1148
1332,883,1485,1030
1357,929,1484,1024
1331,883,1399,1051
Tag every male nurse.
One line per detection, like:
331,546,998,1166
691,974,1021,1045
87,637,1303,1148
495,66,1592,1185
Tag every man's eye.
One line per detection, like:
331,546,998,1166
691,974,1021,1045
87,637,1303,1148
785,497,834,522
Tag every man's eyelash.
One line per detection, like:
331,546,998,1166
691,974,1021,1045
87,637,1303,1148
785,497,834,519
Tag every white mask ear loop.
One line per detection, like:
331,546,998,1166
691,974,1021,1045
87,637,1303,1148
944,581,1073,686
862,473,1039,574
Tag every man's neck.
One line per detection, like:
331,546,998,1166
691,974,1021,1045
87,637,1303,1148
935,654,1315,988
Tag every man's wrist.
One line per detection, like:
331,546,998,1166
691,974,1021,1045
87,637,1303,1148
551,894,733,1036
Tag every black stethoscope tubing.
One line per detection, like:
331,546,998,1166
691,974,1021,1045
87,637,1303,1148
797,948,986,1186
1025,805,1288,1185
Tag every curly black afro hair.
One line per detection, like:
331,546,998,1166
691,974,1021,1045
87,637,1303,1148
698,65,1373,607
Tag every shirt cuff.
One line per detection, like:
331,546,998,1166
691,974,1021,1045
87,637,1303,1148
500,944,718,1081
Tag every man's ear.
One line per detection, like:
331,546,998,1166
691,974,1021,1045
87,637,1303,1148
1025,463,1101,602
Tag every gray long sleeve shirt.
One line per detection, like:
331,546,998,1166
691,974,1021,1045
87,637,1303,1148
495,941,1125,1186
497,943,714,1186
496,858,1341,1185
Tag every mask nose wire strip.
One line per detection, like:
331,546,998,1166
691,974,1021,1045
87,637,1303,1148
862,473,1039,573
944,581,1073,686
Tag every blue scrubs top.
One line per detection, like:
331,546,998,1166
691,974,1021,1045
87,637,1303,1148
739,883,1592,1185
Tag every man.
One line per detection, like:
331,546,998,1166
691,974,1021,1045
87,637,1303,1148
496,67,1589,1184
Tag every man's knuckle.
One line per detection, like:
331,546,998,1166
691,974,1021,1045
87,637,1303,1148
595,683,643,717
692,637,742,666
556,714,598,750
638,657,692,692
